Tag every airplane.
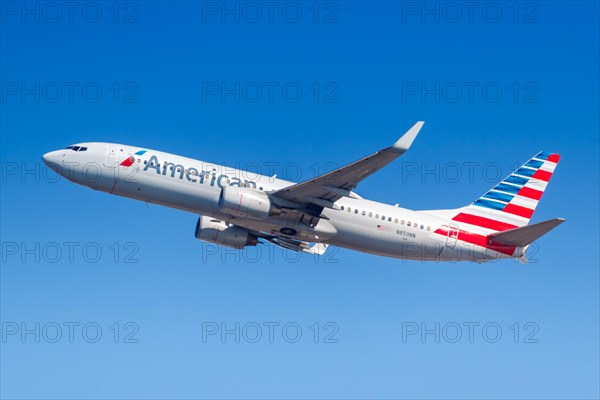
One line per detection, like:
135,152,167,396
42,122,564,262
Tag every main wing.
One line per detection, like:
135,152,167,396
271,121,424,208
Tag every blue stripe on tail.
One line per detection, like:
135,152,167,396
483,191,514,203
473,199,506,211
505,175,529,186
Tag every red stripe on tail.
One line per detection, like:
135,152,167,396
503,204,534,219
517,186,543,200
452,213,517,231
532,169,552,182
434,228,516,256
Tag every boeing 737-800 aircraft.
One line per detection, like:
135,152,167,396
42,122,564,262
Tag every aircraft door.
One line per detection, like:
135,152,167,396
104,144,119,168
446,223,459,248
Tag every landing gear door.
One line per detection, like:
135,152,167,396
446,223,459,248
104,144,118,168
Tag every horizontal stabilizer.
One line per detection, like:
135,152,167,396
487,218,565,246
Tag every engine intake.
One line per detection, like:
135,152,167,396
195,216,258,249
218,186,281,219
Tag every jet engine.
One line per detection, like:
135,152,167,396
195,216,259,249
218,186,281,219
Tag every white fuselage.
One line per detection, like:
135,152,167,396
42,142,523,262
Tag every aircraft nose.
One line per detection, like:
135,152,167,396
42,151,57,166
42,150,64,172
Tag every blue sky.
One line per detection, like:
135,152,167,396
1,1,598,399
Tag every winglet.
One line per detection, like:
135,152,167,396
391,121,424,153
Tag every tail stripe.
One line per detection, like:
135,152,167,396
509,195,537,209
452,213,518,231
540,162,557,173
470,207,529,225
524,159,544,169
535,151,553,160
505,175,528,185
532,169,552,181
526,179,548,191
495,183,521,194
483,191,514,203
457,151,560,232
473,199,506,211
503,203,534,219
514,167,537,178
517,186,543,200
433,227,516,256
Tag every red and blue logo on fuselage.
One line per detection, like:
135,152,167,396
119,150,147,167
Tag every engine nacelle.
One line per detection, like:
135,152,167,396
218,186,281,219
195,216,258,249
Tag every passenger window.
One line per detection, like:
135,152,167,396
368,212,372,217
362,211,366,216
341,206,345,211
382,215,385,220
144,160,147,164
420,225,424,229
401,220,405,225
394,218,398,223
348,207,352,213
354,209,358,214
375,214,379,218
407,222,411,227
388,217,392,222
426,226,431,231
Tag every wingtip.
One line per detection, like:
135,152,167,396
392,121,424,153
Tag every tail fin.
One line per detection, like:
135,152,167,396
454,151,561,232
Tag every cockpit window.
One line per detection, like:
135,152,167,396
65,145,84,151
